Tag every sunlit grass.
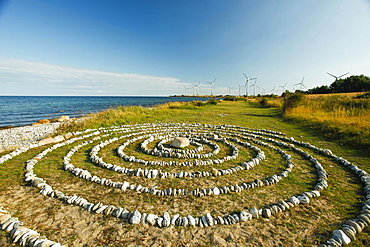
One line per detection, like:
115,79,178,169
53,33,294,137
283,93,370,150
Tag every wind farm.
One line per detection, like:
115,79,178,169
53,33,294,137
173,70,369,99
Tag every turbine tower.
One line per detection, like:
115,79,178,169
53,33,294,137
294,77,306,91
271,85,276,95
183,86,187,95
326,72,349,81
194,81,201,95
249,78,258,96
227,86,234,95
243,73,256,96
237,83,244,96
207,78,217,96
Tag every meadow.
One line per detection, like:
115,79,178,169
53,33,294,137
281,92,370,151
0,98,369,246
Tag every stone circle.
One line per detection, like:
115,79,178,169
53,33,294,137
0,122,369,246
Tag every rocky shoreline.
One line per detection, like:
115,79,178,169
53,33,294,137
0,122,62,153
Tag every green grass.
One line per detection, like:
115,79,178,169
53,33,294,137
1,100,369,246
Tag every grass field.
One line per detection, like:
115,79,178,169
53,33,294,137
282,92,370,151
0,99,369,246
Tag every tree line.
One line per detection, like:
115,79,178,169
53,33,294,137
306,74,370,94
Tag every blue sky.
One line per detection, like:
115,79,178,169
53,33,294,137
0,0,369,96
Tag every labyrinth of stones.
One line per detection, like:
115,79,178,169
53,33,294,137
1,122,369,246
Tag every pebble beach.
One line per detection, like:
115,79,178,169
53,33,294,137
0,122,61,153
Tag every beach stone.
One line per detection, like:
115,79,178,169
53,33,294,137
298,195,310,205
53,136,65,142
130,210,141,224
187,215,196,226
157,217,164,228
345,220,362,233
39,138,55,145
239,211,251,222
37,119,50,124
342,226,357,241
211,168,218,176
212,187,220,195
0,214,11,224
171,214,180,225
171,137,190,148
57,115,70,122
146,214,158,226
262,208,272,218
332,229,351,245
250,208,259,219
64,133,73,139
163,212,171,227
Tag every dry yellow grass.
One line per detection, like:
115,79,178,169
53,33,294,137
284,93,370,149
306,92,367,99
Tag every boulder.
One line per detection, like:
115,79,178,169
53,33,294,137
53,135,65,142
64,133,73,139
37,119,50,124
171,137,190,148
58,115,70,122
39,137,55,145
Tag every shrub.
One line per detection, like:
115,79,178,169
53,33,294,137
206,99,219,105
282,93,305,114
258,97,268,107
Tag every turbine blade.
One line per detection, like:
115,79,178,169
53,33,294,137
338,72,349,78
243,73,248,79
326,72,337,78
213,78,217,83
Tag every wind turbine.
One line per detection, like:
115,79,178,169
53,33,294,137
279,82,288,93
227,86,234,95
237,83,244,96
249,78,258,96
207,78,217,96
270,85,276,95
183,86,188,95
243,73,256,96
326,72,349,81
294,77,306,91
194,81,201,95
192,85,196,96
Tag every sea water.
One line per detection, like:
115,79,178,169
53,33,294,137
0,96,206,127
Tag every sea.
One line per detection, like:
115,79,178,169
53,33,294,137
0,96,207,128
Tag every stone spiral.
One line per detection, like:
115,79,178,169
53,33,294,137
1,122,369,246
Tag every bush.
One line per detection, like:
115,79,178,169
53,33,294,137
258,97,268,107
207,99,219,105
282,93,305,114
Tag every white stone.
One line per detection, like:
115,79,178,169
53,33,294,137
130,210,141,224
171,137,190,148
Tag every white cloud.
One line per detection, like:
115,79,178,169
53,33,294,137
0,59,190,95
